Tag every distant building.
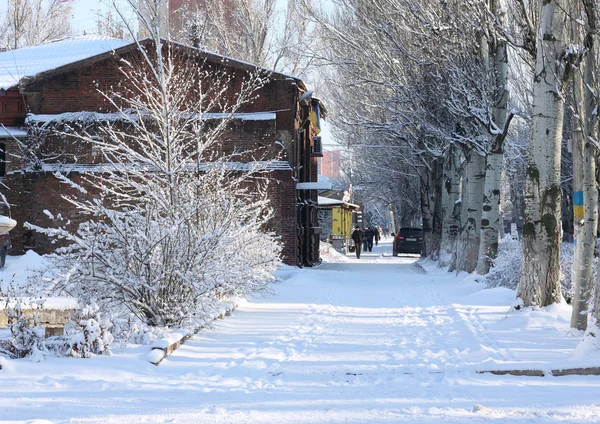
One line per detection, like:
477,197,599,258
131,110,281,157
139,0,239,48
320,150,341,180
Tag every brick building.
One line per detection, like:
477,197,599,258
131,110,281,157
0,36,325,266
320,150,342,180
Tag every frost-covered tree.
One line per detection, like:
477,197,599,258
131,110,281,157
30,0,281,327
171,0,316,76
0,0,73,49
517,0,577,308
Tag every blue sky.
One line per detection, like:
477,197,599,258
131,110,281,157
70,0,136,35
69,0,295,35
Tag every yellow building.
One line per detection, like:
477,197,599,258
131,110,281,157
318,196,360,252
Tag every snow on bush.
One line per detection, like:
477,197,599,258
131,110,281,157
27,40,280,327
0,299,47,360
486,236,576,300
65,303,114,358
486,236,522,290
0,296,113,361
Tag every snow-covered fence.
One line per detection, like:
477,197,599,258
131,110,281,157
147,302,238,366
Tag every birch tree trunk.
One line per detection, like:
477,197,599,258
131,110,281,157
517,0,567,307
477,6,510,274
510,187,525,237
570,64,585,317
456,149,485,273
440,145,461,267
578,0,599,327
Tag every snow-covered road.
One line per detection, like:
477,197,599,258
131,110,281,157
2,240,600,423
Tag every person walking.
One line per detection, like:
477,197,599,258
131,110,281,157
374,227,380,246
365,227,375,252
351,226,364,259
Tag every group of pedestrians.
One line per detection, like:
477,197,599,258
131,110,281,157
350,226,380,259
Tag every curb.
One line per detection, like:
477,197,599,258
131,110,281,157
478,367,600,377
147,303,238,366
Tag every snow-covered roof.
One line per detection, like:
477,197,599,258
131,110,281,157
317,196,359,209
0,126,27,138
296,182,333,190
10,160,292,175
0,35,132,90
318,196,342,206
0,36,303,92
26,111,278,124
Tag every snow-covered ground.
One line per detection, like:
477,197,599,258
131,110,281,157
2,239,600,423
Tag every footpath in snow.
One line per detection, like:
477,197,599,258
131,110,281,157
1,239,600,423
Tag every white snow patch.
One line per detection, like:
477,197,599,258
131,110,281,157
1,240,600,423
0,250,47,294
320,241,350,263
146,349,166,364
0,36,131,90
0,126,27,138
151,331,187,350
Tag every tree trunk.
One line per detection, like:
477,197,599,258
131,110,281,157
570,63,586,316
431,157,444,257
440,145,461,267
517,0,567,307
510,187,525,238
419,162,435,258
455,149,485,273
578,0,599,327
477,151,503,273
477,31,509,275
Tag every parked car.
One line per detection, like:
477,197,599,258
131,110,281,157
392,227,423,256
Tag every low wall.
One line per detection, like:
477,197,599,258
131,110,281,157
0,297,77,336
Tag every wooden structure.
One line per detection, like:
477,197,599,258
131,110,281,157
318,196,360,253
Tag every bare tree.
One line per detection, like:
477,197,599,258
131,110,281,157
171,0,316,76
29,0,281,327
0,0,73,49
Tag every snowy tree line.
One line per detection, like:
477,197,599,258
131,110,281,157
307,0,600,335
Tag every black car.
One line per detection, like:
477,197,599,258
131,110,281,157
393,227,423,256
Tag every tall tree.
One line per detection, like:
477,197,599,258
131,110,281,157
0,0,73,49
172,0,315,76
571,0,598,329
517,0,575,307
476,0,513,274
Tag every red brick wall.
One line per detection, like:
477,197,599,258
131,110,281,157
2,172,91,254
2,45,303,266
267,170,297,265
3,168,298,266
0,90,26,126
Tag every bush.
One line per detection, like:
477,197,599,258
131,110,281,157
0,299,114,361
486,236,521,290
486,236,576,301
65,303,114,358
